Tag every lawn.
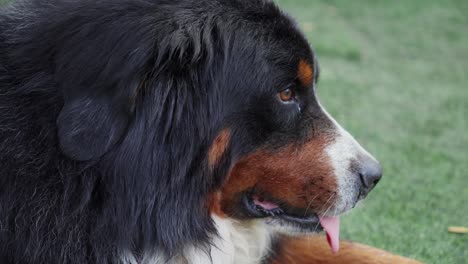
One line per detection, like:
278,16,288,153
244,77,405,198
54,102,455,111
1,0,467,263
274,0,468,263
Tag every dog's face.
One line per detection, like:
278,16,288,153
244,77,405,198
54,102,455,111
209,59,382,231
205,20,382,236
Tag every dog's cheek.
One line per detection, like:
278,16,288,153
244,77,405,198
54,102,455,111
217,134,340,215
251,139,339,212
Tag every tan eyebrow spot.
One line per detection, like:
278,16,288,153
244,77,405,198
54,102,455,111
208,128,231,168
297,59,314,87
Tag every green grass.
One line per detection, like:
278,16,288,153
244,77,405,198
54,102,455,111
275,0,468,263
1,0,466,263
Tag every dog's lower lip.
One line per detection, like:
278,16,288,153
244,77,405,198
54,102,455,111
279,213,320,225
277,212,323,232
243,194,321,227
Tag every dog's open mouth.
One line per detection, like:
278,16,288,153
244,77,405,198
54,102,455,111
243,193,341,254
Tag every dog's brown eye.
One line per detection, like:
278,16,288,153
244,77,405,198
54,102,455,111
279,88,294,102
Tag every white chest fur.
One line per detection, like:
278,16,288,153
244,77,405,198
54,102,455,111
121,216,272,264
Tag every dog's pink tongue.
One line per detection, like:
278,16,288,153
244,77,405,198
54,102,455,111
319,216,340,254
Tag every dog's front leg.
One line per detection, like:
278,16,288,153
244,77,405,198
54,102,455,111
268,235,422,264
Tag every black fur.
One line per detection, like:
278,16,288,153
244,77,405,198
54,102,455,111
0,0,317,263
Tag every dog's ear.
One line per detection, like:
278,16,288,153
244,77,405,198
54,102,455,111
53,13,154,161
55,60,144,162
54,5,216,162
57,94,133,161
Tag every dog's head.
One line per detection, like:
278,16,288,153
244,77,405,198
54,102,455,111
207,43,381,255
200,4,383,253
42,0,381,255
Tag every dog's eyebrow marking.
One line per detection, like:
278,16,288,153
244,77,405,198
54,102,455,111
297,59,314,87
208,128,231,168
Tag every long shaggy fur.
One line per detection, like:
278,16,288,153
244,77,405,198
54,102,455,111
0,0,304,262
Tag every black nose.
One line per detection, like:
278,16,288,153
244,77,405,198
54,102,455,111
358,157,382,198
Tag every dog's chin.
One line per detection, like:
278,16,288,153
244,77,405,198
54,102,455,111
241,194,324,235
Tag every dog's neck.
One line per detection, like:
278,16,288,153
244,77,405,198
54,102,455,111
205,216,272,264
121,216,273,264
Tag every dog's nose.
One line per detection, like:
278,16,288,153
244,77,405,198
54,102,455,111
358,157,382,198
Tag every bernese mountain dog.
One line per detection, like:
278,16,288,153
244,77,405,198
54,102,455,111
0,0,420,263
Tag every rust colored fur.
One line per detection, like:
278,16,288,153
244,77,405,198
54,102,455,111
270,236,422,264
208,129,231,168
208,191,226,218
219,133,337,216
298,60,314,88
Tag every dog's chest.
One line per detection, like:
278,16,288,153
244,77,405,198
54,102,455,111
121,217,272,264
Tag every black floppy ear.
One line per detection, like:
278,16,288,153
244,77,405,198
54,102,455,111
51,9,155,161
57,95,131,161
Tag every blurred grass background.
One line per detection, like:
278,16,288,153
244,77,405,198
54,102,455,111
1,0,467,263
274,0,468,263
